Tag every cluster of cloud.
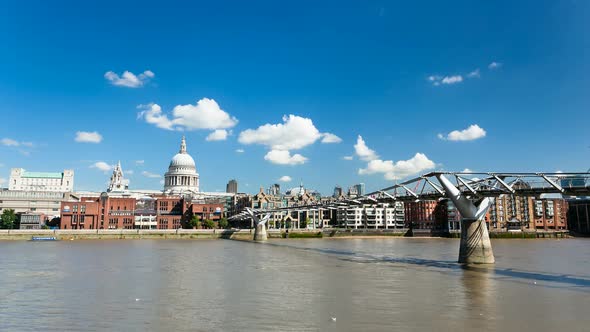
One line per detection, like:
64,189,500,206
354,136,435,180
75,131,103,143
278,175,292,182
438,124,486,141
1,138,33,147
104,70,154,88
428,61,502,86
137,98,238,141
235,149,245,153
238,114,341,165
0,177,6,186
206,129,230,141
90,161,112,172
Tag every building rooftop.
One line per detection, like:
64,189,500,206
21,171,63,179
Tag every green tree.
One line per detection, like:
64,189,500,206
0,209,17,229
202,219,215,229
182,215,200,229
218,217,229,229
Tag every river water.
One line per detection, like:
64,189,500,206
0,238,589,331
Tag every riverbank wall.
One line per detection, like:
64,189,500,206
0,228,570,241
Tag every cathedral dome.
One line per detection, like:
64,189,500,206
164,136,200,194
169,153,196,169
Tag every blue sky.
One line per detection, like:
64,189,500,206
0,0,588,195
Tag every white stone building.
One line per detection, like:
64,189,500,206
9,168,74,192
0,189,68,219
338,202,405,229
163,136,200,194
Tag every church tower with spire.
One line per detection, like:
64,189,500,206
107,161,130,192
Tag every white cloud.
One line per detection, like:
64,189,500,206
206,129,229,141
91,161,113,172
135,160,145,165
441,75,463,85
239,115,322,150
359,153,436,180
0,163,4,167
264,150,307,165
239,114,337,165
136,103,174,130
1,138,20,146
278,175,292,182
321,133,342,144
467,69,480,78
439,124,486,141
343,156,353,161
428,74,463,85
354,135,378,161
125,170,134,175
142,171,161,178
159,179,165,185
0,178,6,186
488,62,502,69
104,70,154,88
235,149,245,153
75,131,103,143
137,98,238,132
462,168,473,173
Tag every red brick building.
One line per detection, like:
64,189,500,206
61,193,224,230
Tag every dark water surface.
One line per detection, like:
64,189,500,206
1,238,589,331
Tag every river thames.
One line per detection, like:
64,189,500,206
1,238,589,331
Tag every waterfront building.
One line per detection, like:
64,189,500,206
19,212,46,229
9,168,74,192
337,202,405,229
0,189,67,219
163,136,200,194
60,192,224,230
404,200,439,229
226,179,238,193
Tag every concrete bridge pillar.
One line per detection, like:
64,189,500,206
246,208,269,242
435,174,495,264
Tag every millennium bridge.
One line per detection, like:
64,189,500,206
232,171,590,264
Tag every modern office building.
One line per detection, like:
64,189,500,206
354,183,365,197
9,168,74,192
226,179,238,193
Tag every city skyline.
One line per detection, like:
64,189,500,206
0,1,588,195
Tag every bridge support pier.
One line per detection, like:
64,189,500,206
247,209,269,242
436,174,495,264
254,221,268,241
